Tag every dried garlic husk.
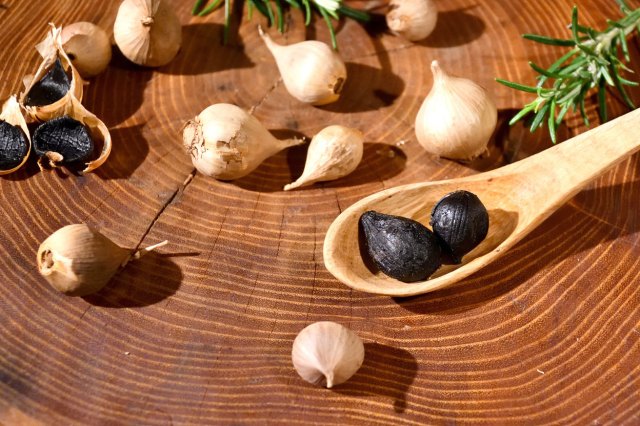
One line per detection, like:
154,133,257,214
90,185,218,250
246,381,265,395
33,96,111,173
0,96,31,175
61,22,112,78
386,0,438,42
415,60,497,160
183,103,304,180
21,24,84,122
113,0,182,67
284,125,363,191
259,27,346,105
291,321,365,388
37,224,167,296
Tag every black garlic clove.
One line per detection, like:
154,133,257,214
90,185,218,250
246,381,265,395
33,115,94,169
24,58,71,107
0,120,29,172
360,211,442,282
430,190,489,264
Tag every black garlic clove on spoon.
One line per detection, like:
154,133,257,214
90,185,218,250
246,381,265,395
0,120,29,172
430,190,489,264
360,211,442,282
33,115,94,169
24,58,71,107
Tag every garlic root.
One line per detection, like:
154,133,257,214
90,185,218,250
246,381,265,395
284,125,363,191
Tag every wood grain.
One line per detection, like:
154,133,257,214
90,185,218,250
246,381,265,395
1,0,639,424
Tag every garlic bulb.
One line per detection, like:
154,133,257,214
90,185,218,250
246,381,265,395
285,125,363,191
415,60,497,160
61,22,112,78
113,0,181,67
183,103,304,180
259,27,346,106
21,24,84,122
0,96,31,175
37,224,167,296
291,321,365,388
386,0,438,42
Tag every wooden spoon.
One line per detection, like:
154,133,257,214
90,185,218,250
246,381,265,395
323,108,640,297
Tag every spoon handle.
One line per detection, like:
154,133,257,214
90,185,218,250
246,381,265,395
497,108,640,203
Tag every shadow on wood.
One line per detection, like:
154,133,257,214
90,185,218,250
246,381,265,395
421,8,486,47
158,24,255,76
333,342,417,413
96,124,149,180
83,252,183,308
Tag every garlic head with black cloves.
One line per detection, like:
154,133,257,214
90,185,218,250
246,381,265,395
24,58,70,108
61,22,112,78
284,125,363,191
0,96,31,175
430,190,489,264
114,0,182,67
360,211,442,282
37,224,167,296
415,60,497,160
183,103,304,180
259,27,347,106
386,0,438,42
291,321,364,388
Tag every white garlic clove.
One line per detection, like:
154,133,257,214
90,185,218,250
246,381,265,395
284,125,364,191
114,0,181,67
21,24,84,122
415,60,497,160
37,224,167,296
0,96,31,176
61,22,112,78
386,0,438,42
183,103,304,180
291,321,365,388
259,27,347,106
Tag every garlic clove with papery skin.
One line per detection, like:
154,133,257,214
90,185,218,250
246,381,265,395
37,224,167,297
259,27,347,106
113,0,181,67
386,0,438,42
291,321,365,388
284,125,364,191
61,22,112,78
415,60,497,161
183,103,305,180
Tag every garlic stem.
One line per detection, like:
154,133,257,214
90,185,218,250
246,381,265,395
125,240,169,266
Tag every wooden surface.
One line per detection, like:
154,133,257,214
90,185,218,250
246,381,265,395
1,0,640,424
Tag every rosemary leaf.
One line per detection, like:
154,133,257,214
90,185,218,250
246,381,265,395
522,33,576,46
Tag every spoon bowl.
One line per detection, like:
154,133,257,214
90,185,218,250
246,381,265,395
324,108,640,296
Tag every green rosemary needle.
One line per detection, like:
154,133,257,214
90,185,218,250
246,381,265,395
192,0,370,49
496,0,640,144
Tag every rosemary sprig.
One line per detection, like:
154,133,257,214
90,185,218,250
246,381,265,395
192,0,370,49
496,1,640,144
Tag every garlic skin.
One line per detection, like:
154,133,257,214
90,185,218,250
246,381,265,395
386,0,438,42
183,103,304,180
61,22,112,78
114,0,181,67
285,125,363,191
415,61,497,160
259,27,346,106
37,224,167,296
291,321,365,388
0,96,31,175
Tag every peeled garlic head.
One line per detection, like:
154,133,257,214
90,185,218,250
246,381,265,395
37,224,131,296
259,28,346,105
415,60,497,160
61,22,112,78
387,0,438,42
113,0,181,67
291,321,365,388
285,125,364,191
183,103,304,180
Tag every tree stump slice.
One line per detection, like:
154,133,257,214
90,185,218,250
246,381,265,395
1,0,640,424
